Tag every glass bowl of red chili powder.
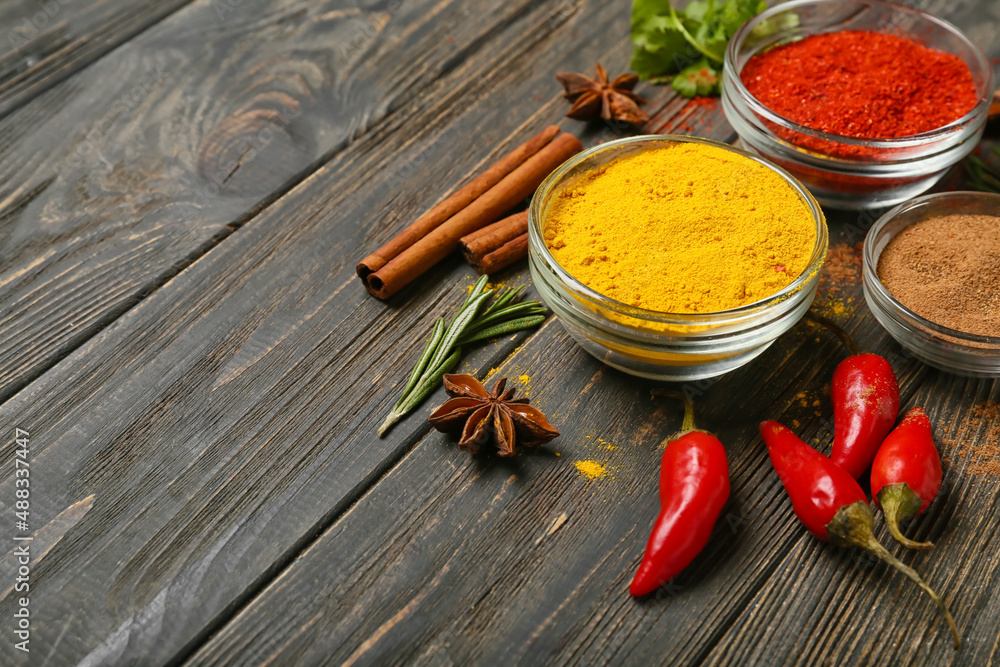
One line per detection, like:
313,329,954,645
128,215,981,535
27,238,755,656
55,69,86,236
863,192,1000,377
723,0,993,210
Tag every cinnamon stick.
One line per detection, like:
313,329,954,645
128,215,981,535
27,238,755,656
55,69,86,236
475,233,529,275
366,132,582,300
461,210,528,258
356,125,560,281
461,211,529,273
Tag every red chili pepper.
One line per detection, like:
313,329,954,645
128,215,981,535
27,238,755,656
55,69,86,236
809,313,900,479
760,421,960,649
830,353,900,479
630,395,729,597
871,407,943,551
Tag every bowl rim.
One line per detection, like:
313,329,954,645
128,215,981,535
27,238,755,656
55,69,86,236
528,134,829,324
725,0,995,150
863,190,1000,346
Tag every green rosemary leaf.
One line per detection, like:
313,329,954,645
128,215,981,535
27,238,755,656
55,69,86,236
378,278,545,437
965,152,1000,194
456,314,548,345
427,290,492,372
378,347,463,436
461,275,490,310
482,285,524,317
394,317,445,409
398,347,462,417
466,302,544,333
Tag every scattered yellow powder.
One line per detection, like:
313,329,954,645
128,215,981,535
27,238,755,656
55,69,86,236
596,437,618,451
467,280,505,294
574,460,607,480
811,295,855,321
543,143,818,313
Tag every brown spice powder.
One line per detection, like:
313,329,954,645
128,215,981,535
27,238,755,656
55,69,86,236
877,214,1000,338
823,242,863,286
814,242,862,316
941,402,1000,477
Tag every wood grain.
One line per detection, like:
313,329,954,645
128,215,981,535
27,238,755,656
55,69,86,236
179,1,1000,659
0,0,996,664
0,0,197,120
0,0,578,405
704,373,1000,667
185,217,998,666
0,1,691,664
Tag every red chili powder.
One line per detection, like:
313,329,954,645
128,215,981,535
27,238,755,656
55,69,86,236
741,30,978,140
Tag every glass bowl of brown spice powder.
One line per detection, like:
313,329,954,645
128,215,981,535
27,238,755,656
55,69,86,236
864,191,1000,377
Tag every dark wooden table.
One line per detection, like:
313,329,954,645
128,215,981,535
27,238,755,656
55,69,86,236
0,0,998,664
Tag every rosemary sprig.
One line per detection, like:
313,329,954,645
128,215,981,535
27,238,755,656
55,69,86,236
377,275,546,436
965,147,1000,194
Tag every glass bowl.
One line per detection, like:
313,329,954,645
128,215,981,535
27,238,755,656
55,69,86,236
863,191,1000,377
723,0,994,210
528,135,828,382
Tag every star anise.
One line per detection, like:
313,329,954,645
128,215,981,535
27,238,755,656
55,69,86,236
555,63,649,126
428,374,559,457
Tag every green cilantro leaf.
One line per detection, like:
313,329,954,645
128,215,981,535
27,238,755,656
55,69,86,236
631,14,688,54
631,0,767,93
719,0,766,36
671,58,721,98
683,0,714,23
750,10,800,39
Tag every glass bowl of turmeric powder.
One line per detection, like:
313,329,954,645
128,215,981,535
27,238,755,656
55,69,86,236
528,135,828,382
722,0,994,210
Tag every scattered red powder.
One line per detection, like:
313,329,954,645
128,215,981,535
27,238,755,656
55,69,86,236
815,242,862,301
741,31,978,140
687,96,717,108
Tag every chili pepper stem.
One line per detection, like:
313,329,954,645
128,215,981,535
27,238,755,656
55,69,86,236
805,311,862,356
878,484,935,551
827,501,960,649
657,391,698,447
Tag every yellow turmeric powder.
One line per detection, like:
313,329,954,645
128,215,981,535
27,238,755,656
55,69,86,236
543,143,817,313
574,459,607,480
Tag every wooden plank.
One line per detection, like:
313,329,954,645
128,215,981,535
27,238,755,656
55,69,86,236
690,8,1000,658
1,3,993,667
181,0,1000,649
187,3,1000,664
0,0,195,120
703,374,1000,667
0,0,576,405
0,1,695,664
181,217,950,665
